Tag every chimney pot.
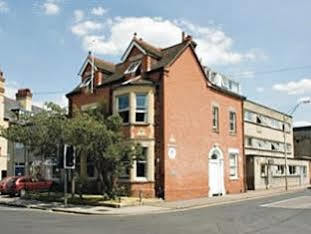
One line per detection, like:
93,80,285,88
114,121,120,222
16,88,33,112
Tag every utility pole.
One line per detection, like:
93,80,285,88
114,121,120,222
90,39,96,94
283,97,310,191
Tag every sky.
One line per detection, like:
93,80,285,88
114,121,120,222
0,0,311,126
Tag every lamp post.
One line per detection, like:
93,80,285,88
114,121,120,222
283,97,311,191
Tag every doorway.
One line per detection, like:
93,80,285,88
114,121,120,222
208,147,225,197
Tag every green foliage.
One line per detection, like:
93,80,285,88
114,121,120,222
66,104,141,199
0,101,141,199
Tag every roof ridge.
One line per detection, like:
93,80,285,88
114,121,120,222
133,38,162,52
161,41,187,51
89,56,116,67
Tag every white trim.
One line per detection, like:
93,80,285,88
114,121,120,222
121,41,147,62
78,58,98,77
228,148,239,154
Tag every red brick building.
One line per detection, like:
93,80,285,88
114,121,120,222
66,33,246,201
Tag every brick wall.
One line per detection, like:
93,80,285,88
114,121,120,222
163,46,245,200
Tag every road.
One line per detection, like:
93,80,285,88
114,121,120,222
1,190,311,234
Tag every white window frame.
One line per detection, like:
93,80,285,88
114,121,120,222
136,147,148,180
212,106,219,130
135,93,148,123
124,61,141,75
229,153,238,179
117,94,130,123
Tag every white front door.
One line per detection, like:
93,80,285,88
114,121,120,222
209,148,225,197
210,160,221,195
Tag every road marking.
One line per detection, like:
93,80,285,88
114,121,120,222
261,196,311,209
261,196,303,207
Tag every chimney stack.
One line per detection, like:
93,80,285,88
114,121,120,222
181,31,186,42
0,69,5,95
16,88,32,112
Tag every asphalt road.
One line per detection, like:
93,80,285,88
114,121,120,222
1,190,311,234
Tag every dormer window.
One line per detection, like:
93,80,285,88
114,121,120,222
124,61,141,75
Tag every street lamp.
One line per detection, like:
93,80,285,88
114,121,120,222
283,97,311,191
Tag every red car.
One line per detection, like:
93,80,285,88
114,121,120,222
10,176,53,196
0,176,19,195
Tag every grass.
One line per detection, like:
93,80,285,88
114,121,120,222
25,192,161,207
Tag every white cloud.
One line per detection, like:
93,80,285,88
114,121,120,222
42,0,60,15
0,1,9,13
91,6,108,16
71,20,103,37
74,9,84,22
293,121,311,128
256,87,264,93
273,79,311,95
71,17,264,65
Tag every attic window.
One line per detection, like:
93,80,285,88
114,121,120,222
124,61,141,75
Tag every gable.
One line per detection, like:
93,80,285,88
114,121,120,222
78,58,97,77
168,44,207,81
121,41,147,62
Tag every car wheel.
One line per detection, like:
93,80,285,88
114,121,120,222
19,189,26,197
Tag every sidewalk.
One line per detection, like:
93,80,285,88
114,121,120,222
150,185,310,210
0,185,308,216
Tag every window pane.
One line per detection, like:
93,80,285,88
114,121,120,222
118,95,129,110
119,110,129,123
213,106,219,129
124,61,141,74
136,112,146,122
136,94,147,109
136,147,147,178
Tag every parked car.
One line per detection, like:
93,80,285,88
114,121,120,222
10,176,53,196
0,176,19,195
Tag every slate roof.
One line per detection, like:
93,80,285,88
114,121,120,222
133,38,163,59
98,41,189,87
66,39,193,97
68,38,243,100
4,96,43,121
91,57,115,74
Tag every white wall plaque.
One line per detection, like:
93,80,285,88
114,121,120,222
168,147,176,159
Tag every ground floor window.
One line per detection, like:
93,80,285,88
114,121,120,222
275,165,285,176
288,165,297,175
136,147,148,178
1,170,7,179
229,153,238,179
15,162,25,176
261,164,267,177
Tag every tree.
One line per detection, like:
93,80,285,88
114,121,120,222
0,102,67,177
0,102,141,199
66,104,142,199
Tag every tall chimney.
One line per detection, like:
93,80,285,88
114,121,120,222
16,89,32,112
